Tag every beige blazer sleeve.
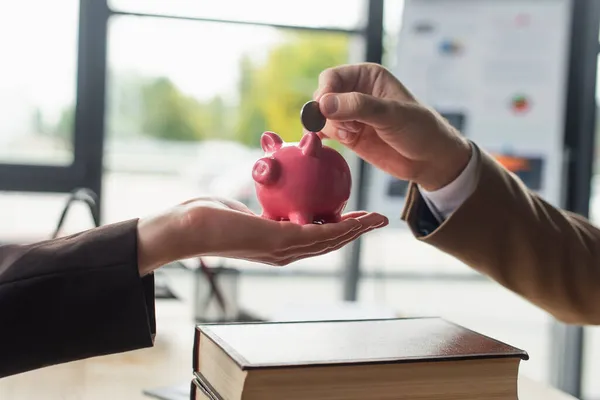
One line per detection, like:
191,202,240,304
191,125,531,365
401,144,600,325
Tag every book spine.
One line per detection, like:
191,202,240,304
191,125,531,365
190,380,197,400
193,326,200,371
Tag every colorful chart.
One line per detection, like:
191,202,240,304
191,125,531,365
438,39,463,55
510,94,531,113
514,13,531,27
492,153,544,190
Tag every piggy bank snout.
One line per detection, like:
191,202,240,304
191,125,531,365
252,157,280,185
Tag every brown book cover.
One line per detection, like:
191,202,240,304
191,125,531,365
193,317,528,371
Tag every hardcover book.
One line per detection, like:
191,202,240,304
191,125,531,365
192,317,528,399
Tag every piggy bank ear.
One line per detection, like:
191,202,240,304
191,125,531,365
299,132,322,157
261,131,283,153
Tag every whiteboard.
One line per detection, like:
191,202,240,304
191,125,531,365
367,0,572,225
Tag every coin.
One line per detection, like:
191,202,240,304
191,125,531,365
300,100,326,132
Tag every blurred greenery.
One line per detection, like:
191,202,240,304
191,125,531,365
139,77,203,141
105,73,233,142
235,30,349,146
50,30,350,148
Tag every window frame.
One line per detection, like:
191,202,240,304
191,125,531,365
1,0,598,396
553,0,600,398
0,0,107,198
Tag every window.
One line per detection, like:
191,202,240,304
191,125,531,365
358,0,556,385
0,0,79,166
581,54,600,400
2,0,596,397
108,0,367,30
0,191,95,244
583,324,600,398
103,14,363,275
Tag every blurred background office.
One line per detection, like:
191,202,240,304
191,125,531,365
1,0,600,399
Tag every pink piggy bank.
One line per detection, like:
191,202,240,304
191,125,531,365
252,131,352,225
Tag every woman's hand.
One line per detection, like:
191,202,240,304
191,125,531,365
136,197,388,275
314,63,472,192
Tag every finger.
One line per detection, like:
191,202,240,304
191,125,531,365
355,212,388,227
314,66,347,100
341,121,364,133
279,217,388,265
319,120,348,142
323,124,407,170
305,127,332,142
319,92,400,129
295,217,363,243
318,106,415,177
341,211,369,220
279,212,387,253
274,218,360,254
262,217,357,257
269,214,388,265
179,196,213,206
280,230,363,265
322,120,364,136
319,119,367,145
319,119,356,141
315,63,373,100
299,212,387,240
309,217,389,255
215,198,254,214
280,225,369,264
179,197,254,215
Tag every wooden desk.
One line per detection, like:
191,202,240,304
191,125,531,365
0,298,578,400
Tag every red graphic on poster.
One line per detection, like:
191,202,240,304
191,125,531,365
515,13,531,27
493,154,530,172
511,95,530,114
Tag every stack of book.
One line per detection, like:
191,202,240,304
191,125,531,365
189,317,528,399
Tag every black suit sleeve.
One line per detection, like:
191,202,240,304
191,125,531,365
0,219,156,378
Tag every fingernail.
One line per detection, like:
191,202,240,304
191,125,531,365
343,121,362,133
337,129,350,142
374,216,389,226
313,89,323,101
321,95,338,115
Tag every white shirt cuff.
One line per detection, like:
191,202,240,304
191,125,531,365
419,145,479,222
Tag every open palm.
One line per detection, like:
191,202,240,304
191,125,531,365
175,197,388,266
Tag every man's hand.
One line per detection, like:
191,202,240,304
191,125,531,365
314,63,472,192
136,197,388,275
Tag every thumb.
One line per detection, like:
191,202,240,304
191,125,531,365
319,92,400,129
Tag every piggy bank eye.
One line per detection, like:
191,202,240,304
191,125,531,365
261,131,284,153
